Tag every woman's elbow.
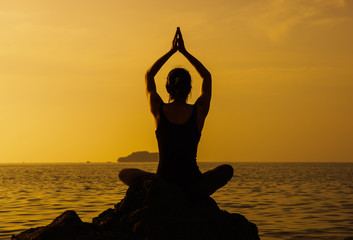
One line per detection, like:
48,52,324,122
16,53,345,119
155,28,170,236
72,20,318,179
203,71,211,80
145,70,151,79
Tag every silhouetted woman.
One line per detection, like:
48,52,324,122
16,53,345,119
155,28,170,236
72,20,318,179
119,28,233,196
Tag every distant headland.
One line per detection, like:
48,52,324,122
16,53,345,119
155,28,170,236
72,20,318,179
117,151,159,162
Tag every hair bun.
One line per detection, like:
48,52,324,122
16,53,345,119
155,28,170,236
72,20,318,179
175,77,181,86
166,68,192,101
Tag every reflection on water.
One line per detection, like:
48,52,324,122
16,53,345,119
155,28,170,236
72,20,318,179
0,162,352,240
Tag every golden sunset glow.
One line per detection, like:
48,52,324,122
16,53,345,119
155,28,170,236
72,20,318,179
1,0,352,163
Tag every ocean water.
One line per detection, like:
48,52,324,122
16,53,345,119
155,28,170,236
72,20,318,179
0,162,352,240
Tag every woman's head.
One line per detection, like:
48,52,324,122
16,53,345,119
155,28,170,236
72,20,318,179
166,68,192,102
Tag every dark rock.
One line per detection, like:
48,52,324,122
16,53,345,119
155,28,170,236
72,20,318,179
12,210,95,240
12,178,260,240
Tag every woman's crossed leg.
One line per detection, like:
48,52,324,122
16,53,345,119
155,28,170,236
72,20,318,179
119,164,234,196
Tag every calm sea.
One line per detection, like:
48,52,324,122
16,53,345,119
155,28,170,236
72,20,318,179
0,162,352,240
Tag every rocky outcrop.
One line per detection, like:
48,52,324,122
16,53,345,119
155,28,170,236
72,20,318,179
12,178,260,240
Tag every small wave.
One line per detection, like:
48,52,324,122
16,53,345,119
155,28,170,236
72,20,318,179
232,204,257,209
27,198,41,202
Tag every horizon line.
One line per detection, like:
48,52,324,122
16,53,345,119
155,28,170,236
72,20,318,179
1,161,353,164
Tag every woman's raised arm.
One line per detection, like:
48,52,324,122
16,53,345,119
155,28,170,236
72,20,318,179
145,30,178,117
177,28,212,117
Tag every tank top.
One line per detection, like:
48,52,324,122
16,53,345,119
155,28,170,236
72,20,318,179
155,103,202,187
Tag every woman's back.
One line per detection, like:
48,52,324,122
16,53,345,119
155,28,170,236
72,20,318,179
155,103,202,186
162,102,194,124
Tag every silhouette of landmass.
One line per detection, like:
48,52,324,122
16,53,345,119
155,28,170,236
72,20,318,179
117,151,159,162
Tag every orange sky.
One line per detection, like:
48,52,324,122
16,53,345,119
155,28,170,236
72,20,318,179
1,0,352,163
